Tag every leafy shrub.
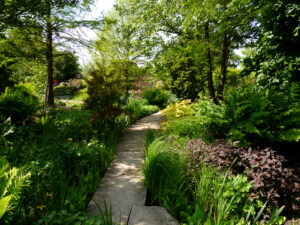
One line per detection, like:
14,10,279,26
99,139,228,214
163,116,216,142
54,79,85,97
145,136,286,224
124,98,159,121
162,98,227,142
53,51,81,82
192,96,227,141
142,89,170,109
187,166,253,225
0,83,39,123
224,85,300,147
0,61,14,93
0,109,131,223
0,157,30,224
38,200,116,225
183,139,300,218
161,99,194,121
84,63,124,112
54,85,73,97
68,79,86,90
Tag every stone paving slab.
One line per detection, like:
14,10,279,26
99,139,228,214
106,152,145,177
87,175,146,223
127,206,180,225
86,112,163,224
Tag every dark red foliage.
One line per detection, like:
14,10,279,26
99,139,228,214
181,138,300,217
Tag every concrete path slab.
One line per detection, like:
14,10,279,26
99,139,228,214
128,206,180,225
86,112,163,224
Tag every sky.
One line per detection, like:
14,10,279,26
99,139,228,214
75,0,115,66
93,0,115,16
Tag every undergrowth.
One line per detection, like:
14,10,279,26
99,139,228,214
143,132,288,224
0,109,130,224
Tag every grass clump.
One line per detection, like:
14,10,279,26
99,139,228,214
143,137,189,218
143,135,287,224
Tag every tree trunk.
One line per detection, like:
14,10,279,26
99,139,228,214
44,2,54,106
218,32,229,100
204,22,218,104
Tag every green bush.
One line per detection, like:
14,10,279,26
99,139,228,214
0,108,132,224
144,136,286,224
224,85,300,147
54,79,85,97
124,98,159,121
192,96,227,141
0,83,39,123
53,85,73,97
142,89,170,109
163,116,216,142
162,85,299,147
161,97,227,142
53,51,81,82
84,63,124,112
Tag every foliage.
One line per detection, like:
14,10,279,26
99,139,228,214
0,157,30,224
242,0,300,89
84,62,124,112
0,117,14,150
115,0,262,102
183,139,299,218
192,95,228,140
54,51,81,82
0,27,47,95
144,136,286,224
0,61,15,93
53,85,73,97
163,85,299,147
36,210,97,225
93,8,143,102
0,109,130,224
224,85,300,146
0,83,40,123
161,98,227,142
123,98,159,121
153,44,205,100
1,0,98,106
37,201,117,225
54,79,86,98
161,99,194,121
141,88,171,109
239,0,300,147
187,166,253,224
143,137,189,219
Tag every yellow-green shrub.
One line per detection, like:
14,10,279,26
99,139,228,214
161,99,194,121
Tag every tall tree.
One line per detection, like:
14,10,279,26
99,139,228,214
1,0,97,106
93,7,143,100
118,0,267,102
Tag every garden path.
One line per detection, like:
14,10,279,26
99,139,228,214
86,112,179,225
